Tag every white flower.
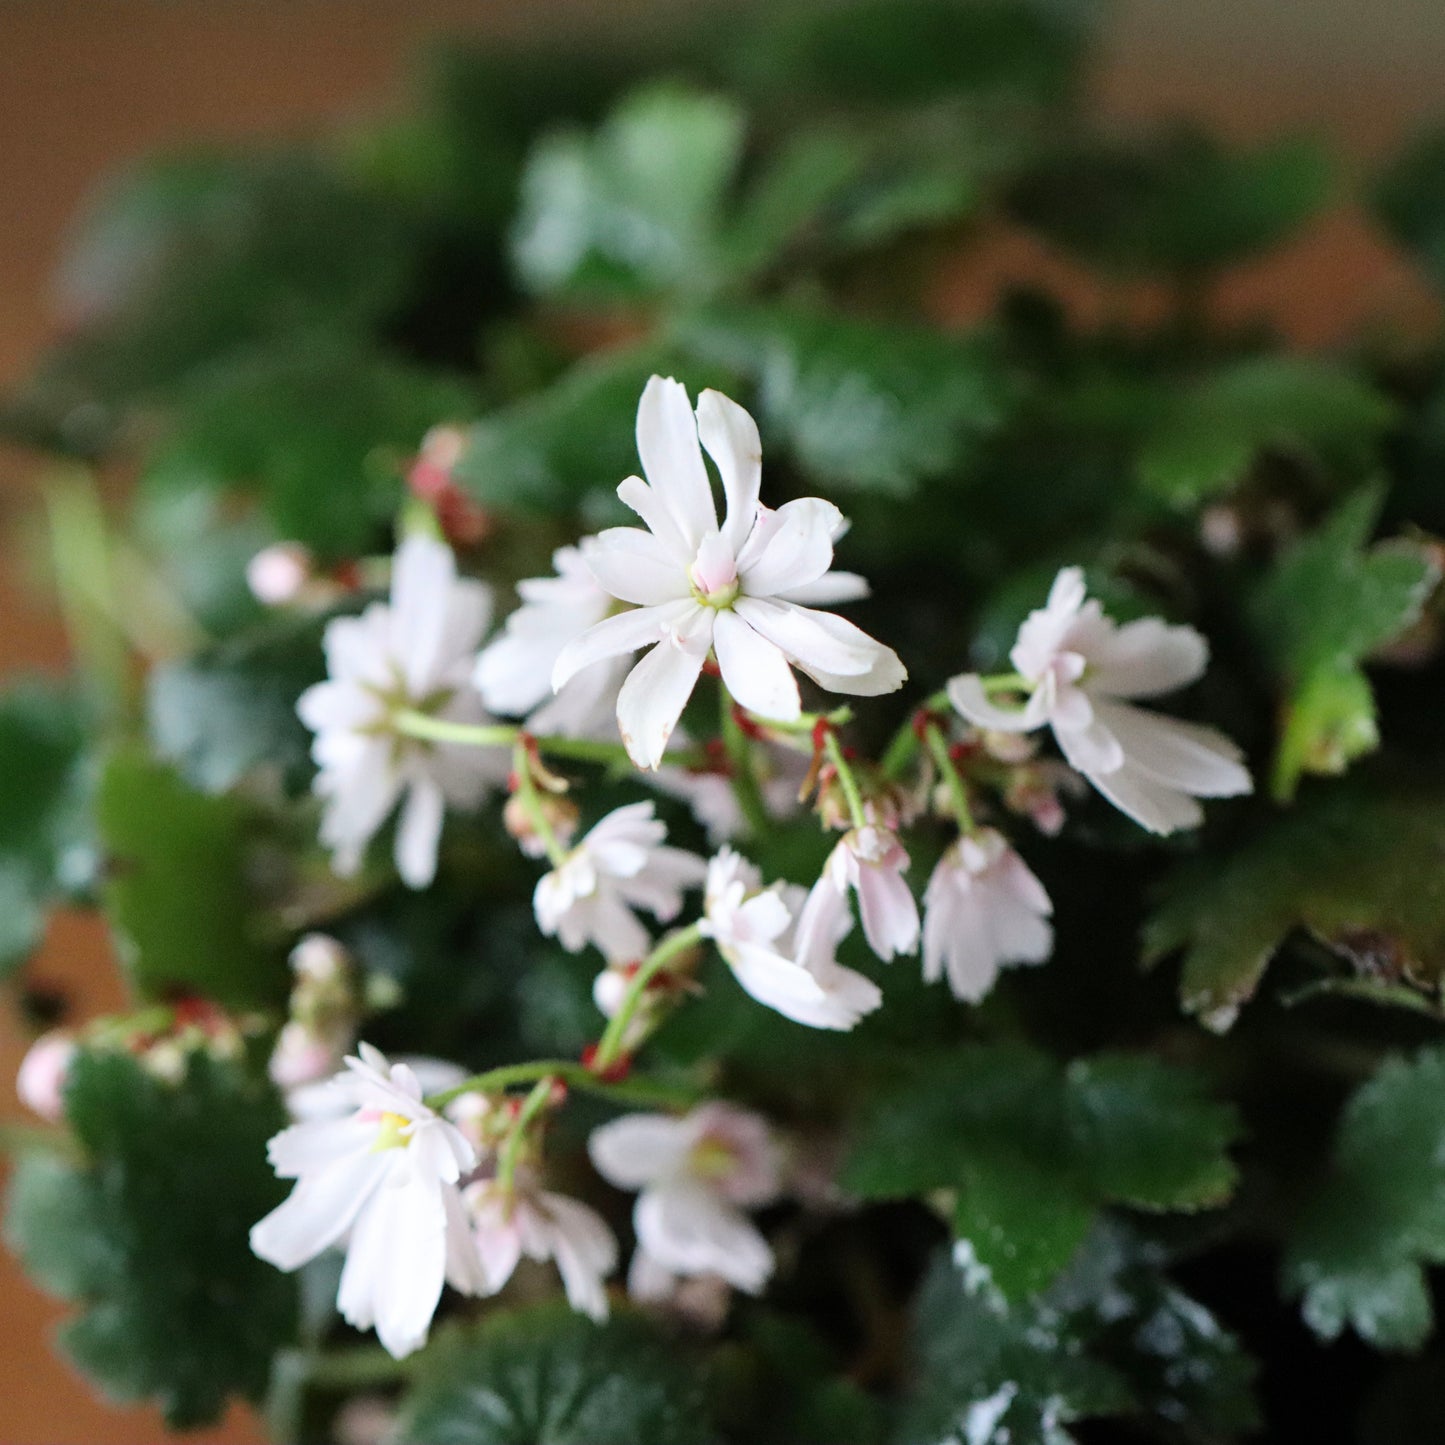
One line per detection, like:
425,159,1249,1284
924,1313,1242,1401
16,1030,76,1122
553,377,905,769
534,801,706,962
700,847,881,1030
464,1179,619,1322
947,567,1251,835
824,825,920,962
250,1044,479,1358
588,1102,781,1294
922,829,1053,1003
298,535,508,888
475,545,625,738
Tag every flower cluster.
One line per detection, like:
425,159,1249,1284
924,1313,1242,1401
246,376,1255,1358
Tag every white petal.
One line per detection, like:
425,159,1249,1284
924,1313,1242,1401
637,376,717,549
696,389,762,556
1090,700,1252,797
635,1181,773,1294
617,475,690,558
297,680,377,734
542,1192,619,1322
581,528,691,607
737,498,842,600
250,1151,386,1270
390,535,457,696
713,611,801,722
443,1183,490,1296
1088,762,1205,836
588,1113,693,1189
394,776,445,890
1052,709,1125,776
1086,617,1208,699
731,597,873,676
945,674,1038,733
615,618,713,770
552,602,687,693
800,645,908,698
855,858,920,960
774,571,870,606
265,1117,374,1179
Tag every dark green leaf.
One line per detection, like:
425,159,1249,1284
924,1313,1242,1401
1250,488,1437,798
147,610,331,795
1137,357,1396,507
1144,786,1445,1028
4,1049,293,1428
96,748,286,1008
843,1045,1239,1298
1285,1046,1445,1351
1375,129,1445,288
395,1306,717,1445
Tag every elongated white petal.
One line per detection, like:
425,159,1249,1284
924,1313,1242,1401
1086,617,1208,699
266,1117,375,1179
394,776,446,890
637,376,717,549
1090,700,1252,797
1088,761,1206,836
738,498,842,600
589,1113,694,1189
297,680,378,734
615,617,713,769
1052,709,1125,777
581,528,691,607
552,602,687,693
945,675,1039,733
250,1150,387,1270
696,389,762,556
774,570,870,606
800,646,909,698
390,535,457,696
443,1182,490,1296
541,1192,618,1322
854,855,920,960
731,597,873,676
635,1181,773,1294
616,475,690,558
713,611,801,721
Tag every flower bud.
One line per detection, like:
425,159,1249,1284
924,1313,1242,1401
246,542,313,606
16,1030,76,1122
504,791,580,858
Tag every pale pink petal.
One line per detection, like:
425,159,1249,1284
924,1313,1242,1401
637,376,717,549
1086,616,1209,698
581,528,691,607
589,1113,695,1189
855,859,920,961
1089,700,1252,797
696,389,762,555
1088,762,1205,836
713,611,801,721
1052,711,1126,776
635,1181,773,1294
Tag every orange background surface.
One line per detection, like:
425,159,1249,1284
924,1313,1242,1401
1,3,1443,1441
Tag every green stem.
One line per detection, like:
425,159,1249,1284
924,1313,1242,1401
880,689,949,780
391,709,706,769
719,685,771,839
497,1076,555,1190
512,738,569,868
982,672,1029,694
425,1058,697,1113
923,719,976,833
595,922,706,1072
823,729,869,830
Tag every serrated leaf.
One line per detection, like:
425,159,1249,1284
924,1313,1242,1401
1285,1046,1445,1351
1144,786,1445,1027
147,610,331,794
395,1306,717,1445
1010,129,1331,277
1137,357,1396,507
843,1045,1239,1298
96,747,286,1008
897,1222,1257,1445
4,1049,293,1428
1250,488,1437,798
678,304,1010,495
511,84,746,301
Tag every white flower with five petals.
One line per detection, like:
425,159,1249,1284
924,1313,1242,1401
298,535,507,888
534,801,706,962
553,377,906,769
589,1102,781,1294
700,848,881,1030
922,828,1053,1003
947,567,1251,835
249,1044,479,1359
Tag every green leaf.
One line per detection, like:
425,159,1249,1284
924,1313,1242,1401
1144,786,1445,1028
395,1306,718,1445
147,610,331,795
1285,1046,1445,1351
1010,129,1331,277
843,1045,1240,1298
897,1222,1258,1445
1250,488,1437,799
1137,357,1396,507
4,1049,293,1428
0,679,96,975
678,304,1010,496
1375,129,1445,288
96,747,285,1008
143,339,474,558
511,84,746,301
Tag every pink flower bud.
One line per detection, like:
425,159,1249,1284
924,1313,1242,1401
16,1030,76,1122
246,542,313,606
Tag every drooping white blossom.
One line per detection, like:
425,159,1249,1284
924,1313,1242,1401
947,567,1251,835
250,1044,479,1359
298,534,508,889
589,1102,781,1294
922,829,1053,1003
474,545,626,739
534,801,706,962
823,825,920,962
700,847,881,1030
553,377,906,769
464,1178,619,1322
